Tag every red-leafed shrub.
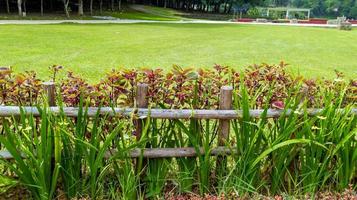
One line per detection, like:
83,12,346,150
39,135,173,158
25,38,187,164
0,67,42,105
0,63,355,109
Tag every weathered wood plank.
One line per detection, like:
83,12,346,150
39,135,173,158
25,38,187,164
135,83,149,140
0,150,13,160
218,86,233,145
217,86,233,176
134,84,149,175
0,147,236,160
0,106,355,119
122,147,235,158
43,82,56,106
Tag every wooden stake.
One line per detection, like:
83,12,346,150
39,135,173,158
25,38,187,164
135,83,148,140
134,84,149,181
42,82,56,106
217,86,233,145
216,86,233,177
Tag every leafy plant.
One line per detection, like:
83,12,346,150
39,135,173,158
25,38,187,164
0,63,356,199
0,108,60,200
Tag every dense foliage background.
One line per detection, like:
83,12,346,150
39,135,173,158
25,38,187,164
1,0,357,18
264,0,357,18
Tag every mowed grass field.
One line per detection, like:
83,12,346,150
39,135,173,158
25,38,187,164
0,23,356,81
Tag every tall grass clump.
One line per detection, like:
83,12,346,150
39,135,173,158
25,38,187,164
0,108,60,200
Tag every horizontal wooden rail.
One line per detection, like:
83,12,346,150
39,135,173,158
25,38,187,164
106,147,235,158
0,147,236,160
0,106,355,119
0,150,13,160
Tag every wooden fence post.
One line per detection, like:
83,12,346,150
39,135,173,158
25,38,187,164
42,82,56,106
134,84,149,176
216,86,233,177
135,83,149,141
43,82,57,174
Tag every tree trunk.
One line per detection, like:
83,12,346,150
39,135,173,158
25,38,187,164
100,0,103,14
24,0,26,13
6,0,10,13
50,0,53,11
223,3,227,13
78,0,84,15
118,0,121,11
17,0,22,16
111,0,114,11
90,0,93,15
164,0,167,8
227,3,232,13
63,0,70,18
41,0,44,16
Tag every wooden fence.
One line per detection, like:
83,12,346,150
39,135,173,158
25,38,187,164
0,82,356,161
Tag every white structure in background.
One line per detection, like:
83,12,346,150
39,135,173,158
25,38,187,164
266,7,311,19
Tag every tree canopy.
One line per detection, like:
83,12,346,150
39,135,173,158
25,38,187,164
0,0,356,18
263,0,357,18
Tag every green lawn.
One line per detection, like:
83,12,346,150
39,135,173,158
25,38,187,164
0,5,183,21
102,9,179,21
112,5,185,20
0,23,356,81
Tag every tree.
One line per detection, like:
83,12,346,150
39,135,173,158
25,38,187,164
17,0,22,16
233,0,261,17
62,0,70,18
78,0,84,15
5,0,10,13
41,0,44,16
90,0,94,15
118,0,122,10
100,0,103,14
349,5,357,18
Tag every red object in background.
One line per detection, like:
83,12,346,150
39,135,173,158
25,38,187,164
309,18,328,24
348,20,357,24
237,18,255,22
298,18,328,24
298,20,312,24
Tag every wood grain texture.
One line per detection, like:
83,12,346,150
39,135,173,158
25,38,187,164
135,83,149,140
218,86,233,145
0,106,355,118
216,86,233,176
42,82,56,106
1,147,236,160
